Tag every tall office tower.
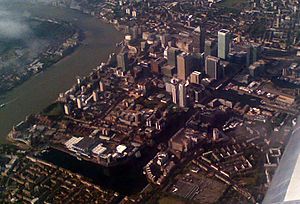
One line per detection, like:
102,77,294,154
204,39,218,59
107,53,117,67
192,26,206,53
194,90,201,103
171,83,178,104
117,52,129,72
275,14,281,28
190,71,202,84
252,44,261,62
246,45,253,67
246,43,261,67
178,82,187,108
64,104,70,115
76,98,83,109
131,25,141,40
177,52,193,81
151,58,166,73
167,47,180,67
92,91,99,102
218,29,231,60
205,55,221,80
160,34,170,48
99,81,105,92
212,128,220,141
76,76,81,85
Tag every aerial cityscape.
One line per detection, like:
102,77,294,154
0,0,300,203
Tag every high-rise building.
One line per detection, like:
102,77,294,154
99,81,105,92
117,52,129,72
107,53,117,67
190,71,202,84
64,104,70,115
218,29,231,60
168,79,187,108
76,76,81,85
205,55,221,80
177,53,193,81
167,47,180,67
213,128,220,141
160,34,171,48
192,26,206,53
162,65,176,77
194,90,201,103
77,98,83,109
151,58,166,73
92,91,99,102
246,43,261,67
204,39,218,59
178,82,187,108
171,83,178,104
131,25,140,40
249,60,266,77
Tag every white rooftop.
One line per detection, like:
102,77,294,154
116,144,127,154
65,137,83,149
92,144,107,155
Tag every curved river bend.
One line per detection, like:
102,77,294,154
0,3,123,142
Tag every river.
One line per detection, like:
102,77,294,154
0,3,123,143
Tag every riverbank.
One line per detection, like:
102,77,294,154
0,16,82,96
0,31,83,96
0,3,123,143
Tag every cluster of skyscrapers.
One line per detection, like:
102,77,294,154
154,27,233,108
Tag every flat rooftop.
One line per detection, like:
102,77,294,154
218,29,230,34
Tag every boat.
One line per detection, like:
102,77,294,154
0,103,6,109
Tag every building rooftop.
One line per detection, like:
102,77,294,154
73,137,97,152
218,29,230,34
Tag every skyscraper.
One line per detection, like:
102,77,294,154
160,34,171,48
246,43,261,67
212,128,220,141
204,39,218,59
64,104,71,115
77,98,83,109
190,71,202,84
167,47,180,67
117,52,129,72
205,55,221,80
92,90,99,102
192,26,206,53
99,81,105,92
168,78,186,107
151,58,166,73
178,82,187,108
171,83,178,105
218,29,231,60
107,53,117,67
177,52,193,81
